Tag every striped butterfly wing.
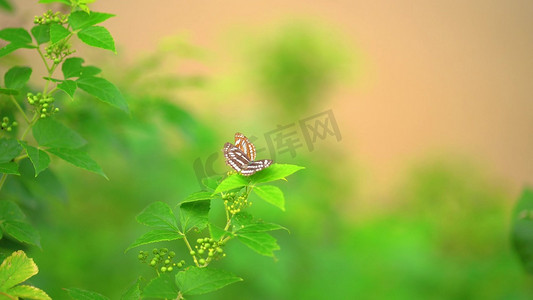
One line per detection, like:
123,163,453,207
240,159,273,176
223,142,250,172
234,132,256,161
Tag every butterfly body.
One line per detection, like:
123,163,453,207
223,133,272,176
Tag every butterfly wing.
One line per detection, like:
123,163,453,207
223,142,251,172
234,132,256,161
240,159,273,176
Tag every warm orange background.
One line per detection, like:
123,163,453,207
4,0,533,194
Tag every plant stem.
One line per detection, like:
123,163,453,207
181,234,200,267
0,174,7,193
14,154,28,162
36,47,51,73
9,95,30,123
20,113,38,141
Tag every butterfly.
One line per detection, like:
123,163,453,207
223,132,273,176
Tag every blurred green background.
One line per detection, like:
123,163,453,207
1,0,533,299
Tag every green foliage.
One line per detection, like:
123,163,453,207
5,66,32,90
33,118,86,149
64,288,109,300
512,187,533,274
76,77,128,112
69,11,115,31
0,138,21,163
19,142,50,177
0,251,50,299
0,201,40,247
0,1,124,298
176,267,242,296
77,26,116,52
127,161,302,297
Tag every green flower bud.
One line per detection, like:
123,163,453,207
160,267,167,272
198,249,204,255
6,127,12,132
217,247,223,253
153,248,158,254
43,103,49,108
204,243,210,248
42,108,47,113
150,260,156,266
138,254,143,259
165,259,170,264
169,251,175,257
189,250,196,256
12,121,17,127
40,114,46,118
197,238,203,244
199,258,206,265
167,266,173,272
177,262,183,268
55,108,60,112
208,252,214,257
1,123,7,128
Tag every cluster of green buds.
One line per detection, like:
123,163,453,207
44,40,75,64
190,237,225,266
26,92,59,118
223,192,251,215
0,116,17,132
34,10,68,25
138,248,185,273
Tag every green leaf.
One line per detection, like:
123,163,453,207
213,174,249,193
136,202,179,230
0,138,22,163
250,163,304,184
180,191,214,205
0,88,19,95
81,66,101,77
19,142,50,177
57,80,77,99
202,176,222,191
0,43,35,58
0,28,32,44
125,229,182,253
175,267,242,296
62,57,84,79
46,148,107,179
3,220,41,247
69,11,115,30
64,287,109,300
512,187,533,274
77,26,115,52
0,0,13,12
7,285,51,300
38,0,70,4
33,118,87,149
232,212,287,233
0,250,38,290
4,66,32,90
0,162,19,175
209,224,228,240
31,25,50,44
180,200,210,233
49,23,70,43
76,76,128,112
253,185,285,211
0,200,25,222
142,273,178,299
121,278,140,300
236,231,280,257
